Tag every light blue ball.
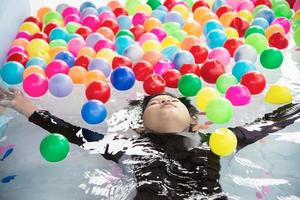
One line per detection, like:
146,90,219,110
88,58,111,77
0,61,24,85
123,45,144,64
207,29,227,49
117,15,132,30
86,33,103,48
151,10,167,22
255,8,275,24
164,11,185,26
110,66,135,91
68,33,84,41
162,46,179,61
232,60,257,81
156,5,168,12
115,36,135,55
56,3,69,14
49,73,73,97
81,7,98,19
212,0,226,13
173,51,195,69
26,57,46,69
234,45,258,63
97,6,110,14
55,51,75,67
251,17,269,29
81,100,107,124
49,28,69,42
80,1,97,13
203,20,224,37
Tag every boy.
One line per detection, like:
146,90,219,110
1,86,300,200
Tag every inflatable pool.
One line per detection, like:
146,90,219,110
1,0,300,200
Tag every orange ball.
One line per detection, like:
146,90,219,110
199,13,219,26
11,38,29,49
183,20,202,37
193,7,210,23
265,24,285,40
220,12,237,27
142,50,163,66
143,17,161,32
23,66,45,78
181,35,201,51
68,66,87,84
107,1,123,11
97,27,115,41
84,70,106,86
78,47,96,58
37,7,52,22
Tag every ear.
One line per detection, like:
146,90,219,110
133,127,146,135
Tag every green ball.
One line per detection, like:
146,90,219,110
178,74,202,96
116,30,135,40
49,39,67,48
260,48,283,69
274,4,293,19
147,0,162,10
66,22,81,34
40,133,70,162
125,0,141,15
216,74,238,94
245,26,265,38
206,97,234,124
182,0,194,7
163,22,181,35
44,11,62,24
245,33,268,54
294,27,300,46
171,30,188,42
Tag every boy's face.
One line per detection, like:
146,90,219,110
142,95,192,134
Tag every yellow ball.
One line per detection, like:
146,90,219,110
171,4,189,20
143,17,161,32
264,85,293,104
193,7,210,24
27,39,50,57
96,48,116,65
142,40,162,52
209,128,237,157
31,51,51,63
19,22,40,34
237,10,253,23
135,4,152,15
224,27,239,38
195,87,220,111
161,36,180,48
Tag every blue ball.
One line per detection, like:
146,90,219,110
56,3,69,13
151,10,167,22
162,46,179,61
49,73,73,97
117,15,132,30
49,28,69,42
173,51,195,69
26,57,46,69
156,5,168,12
115,36,134,55
81,100,107,124
98,6,110,14
255,8,275,24
251,17,269,29
203,20,224,37
164,11,185,26
212,0,226,13
110,66,135,91
123,45,144,64
232,60,257,81
55,51,75,67
207,29,227,49
0,61,24,85
80,1,97,12
81,7,98,19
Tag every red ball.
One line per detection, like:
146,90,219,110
43,22,59,36
179,64,200,76
240,71,266,95
162,69,182,88
112,55,133,70
7,52,29,66
113,7,129,17
189,44,208,64
200,59,225,84
143,74,166,95
85,81,111,103
76,26,92,39
24,16,43,30
74,55,91,69
130,25,145,40
101,19,119,34
216,5,233,17
286,0,295,8
192,0,210,12
133,61,154,81
164,0,178,10
31,32,49,42
254,0,272,8
268,32,289,50
230,17,250,37
223,38,243,57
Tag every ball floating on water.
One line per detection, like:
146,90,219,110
206,97,234,124
264,85,293,104
23,74,48,97
225,84,251,106
195,87,220,111
0,61,25,85
110,66,135,91
209,128,237,156
81,100,107,124
216,73,238,94
240,71,266,95
143,74,165,95
260,48,284,69
178,73,202,97
49,73,73,97
85,81,111,103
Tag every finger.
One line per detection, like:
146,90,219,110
0,86,12,96
8,87,23,98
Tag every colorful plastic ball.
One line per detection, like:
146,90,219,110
192,0,210,12
81,15,101,32
68,66,87,84
234,44,258,63
173,51,195,69
139,33,159,46
162,46,179,61
143,74,166,95
189,44,208,64
229,17,250,37
112,55,133,70
16,31,32,40
200,59,226,84
56,3,69,14
199,13,219,27
195,87,220,111
219,12,237,27
74,55,90,69
67,38,85,57
274,4,293,19
133,61,154,81
116,30,135,40
265,24,285,40
179,64,200,76
143,40,162,52
255,8,275,24
40,133,70,162
75,26,92,39
117,15,132,30
237,0,254,11
162,69,181,88
19,22,40,35
178,73,202,96
81,100,107,124
23,65,45,78
64,14,80,25
11,39,29,49
85,81,111,103
269,32,289,49
216,5,233,17
94,39,115,52
7,46,26,57
45,60,69,78
245,26,265,38
203,20,224,37
26,57,46,68
154,59,174,75
245,33,268,54
144,17,162,32
6,52,29,66
0,62,25,85
207,30,227,49
294,28,300,46
55,51,75,67
251,17,269,29
206,97,234,124
271,17,291,34
85,33,103,48
151,27,167,41
232,60,257,81
23,74,48,97
264,84,293,104
88,58,111,77
161,36,180,49
97,27,115,42
24,16,43,30
142,50,163,66
216,74,238,94
27,39,50,56
48,73,73,97
80,1,96,12
32,32,49,42
102,19,120,34
84,70,106,86
209,128,237,156
151,9,167,22
62,6,79,18
212,0,226,13
132,12,148,26
260,48,284,69
163,22,181,35
225,84,251,106
164,11,185,26
240,71,266,95
123,45,144,64
224,27,239,38
110,66,135,91
44,11,63,25
37,7,52,22
208,47,230,66
49,28,69,42
115,36,134,55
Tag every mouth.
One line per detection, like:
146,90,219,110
160,103,176,109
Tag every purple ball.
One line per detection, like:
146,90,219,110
88,58,111,77
49,73,73,97
85,33,103,47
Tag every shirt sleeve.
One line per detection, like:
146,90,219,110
230,103,300,151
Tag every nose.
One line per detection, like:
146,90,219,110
161,99,171,104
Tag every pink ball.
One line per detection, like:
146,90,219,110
62,6,80,18
151,27,167,41
98,11,116,22
294,0,300,12
225,84,251,106
82,15,101,32
7,46,26,56
132,12,149,26
16,31,32,40
226,0,240,10
93,39,115,52
64,14,81,25
154,59,174,75
45,60,69,78
23,74,48,97
67,38,86,56
237,0,254,12
208,47,231,66
271,17,291,34
139,33,159,46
